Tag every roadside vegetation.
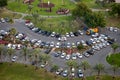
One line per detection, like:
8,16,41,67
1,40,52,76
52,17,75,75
0,9,22,19
106,53,120,67
0,62,120,80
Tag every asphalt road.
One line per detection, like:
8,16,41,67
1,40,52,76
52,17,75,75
0,20,120,76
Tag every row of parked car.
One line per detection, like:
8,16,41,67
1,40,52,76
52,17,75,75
53,49,95,60
0,17,10,23
108,27,119,32
25,20,84,41
54,67,83,78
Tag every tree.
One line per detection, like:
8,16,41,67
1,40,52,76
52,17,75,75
72,2,92,18
7,48,15,64
72,2,106,27
112,65,119,79
66,60,78,69
32,48,41,70
77,44,84,51
50,64,59,72
21,47,30,67
94,63,104,76
0,44,4,63
80,61,90,79
9,28,17,43
32,12,39,24
40,53,50,64
0,0,7,8
111,43,119,53
110,3,120,17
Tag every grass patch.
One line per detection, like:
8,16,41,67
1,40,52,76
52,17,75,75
7,0,75,15
106,53,120,67
24,15,82,34
0,9,22,19
0,62,120,80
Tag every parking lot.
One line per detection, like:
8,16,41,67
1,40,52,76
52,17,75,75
0,19,120,77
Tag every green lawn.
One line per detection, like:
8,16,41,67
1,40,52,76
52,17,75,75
24,15,82,34
106,53,120,67
7,0,75,15
0,62,120,80
0,9,22,19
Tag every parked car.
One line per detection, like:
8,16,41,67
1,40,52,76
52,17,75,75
72,53,77,60
12,56,17,62
60,52,66,59
55,68,63,75
66,54,71,60
76,52,83,59
77,69,83,78
83,52,90,57
62,70,68,77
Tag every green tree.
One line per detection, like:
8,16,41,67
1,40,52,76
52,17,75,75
94,63,104,76
40,53,50,64
72,2,92,18
21,47,30,67
32,48,41,70
72,2,106,28
77,44,84,51
9,28,17,43
111,43,119,53
66,60,78,69
32,12,39,24
0,0,7,8
112,65,119,80
50,64,59,72
110,3,120,17
7,48,15,64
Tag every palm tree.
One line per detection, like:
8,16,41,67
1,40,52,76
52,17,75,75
112,65,119,80
21,47,30,67
32,48,41,70
66,60,78,69
40,53,50,64
7,48,15,64
0,44,4,63
50,64,59,72
9,28,17,43
80,61,90,80
51,64,59,78
111,43,119,53
32,12,39,24
94,63,104,76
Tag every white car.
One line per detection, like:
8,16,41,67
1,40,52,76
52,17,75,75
66,42,71,48
12,44,16,49
71,67,75,72
60,52,66,59
7,43,12,48
51,32,55,37
12,56,17,62
17,44,22,50
50,42,54,47
78,69,83,78
56,42,61,48
62,70,68,77
55,68,63,75
66,54,71,60
76,52,83,59
66,33,70,37
83,52,90,57
1,18,5,23
72,53,77,60
25,22,34,27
